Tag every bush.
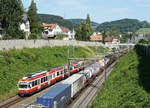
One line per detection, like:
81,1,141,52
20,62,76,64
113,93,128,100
28,33,39,39
91,49,150,107
4,25,25,39
55,34,67,40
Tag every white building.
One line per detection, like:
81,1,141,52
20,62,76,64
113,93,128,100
20,14,30,39
42,24,62,38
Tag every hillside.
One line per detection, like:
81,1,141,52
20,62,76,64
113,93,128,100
0,46,106,101
38,14,74,30
68,19,99,29
96,18,150,33
91,47,150,107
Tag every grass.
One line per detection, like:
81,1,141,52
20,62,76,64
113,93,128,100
90,47,150,108
0,46,107,101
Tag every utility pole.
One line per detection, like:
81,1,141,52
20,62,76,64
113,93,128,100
73,45,75,58
104,50,106,81
67,49,70,76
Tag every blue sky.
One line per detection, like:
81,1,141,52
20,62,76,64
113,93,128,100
21,0,150,23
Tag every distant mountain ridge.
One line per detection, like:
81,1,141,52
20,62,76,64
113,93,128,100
68,19,99,29
96,18,150,33
38,14,150,33
38,14,74,30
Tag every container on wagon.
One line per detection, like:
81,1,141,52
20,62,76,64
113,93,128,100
62,74,85,98
37,84,71,108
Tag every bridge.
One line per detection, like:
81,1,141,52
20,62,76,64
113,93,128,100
104,43,135,49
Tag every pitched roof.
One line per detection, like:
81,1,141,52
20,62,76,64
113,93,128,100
104,36,120,42
43,24,57,30
61,27,70,33
90,34,103,41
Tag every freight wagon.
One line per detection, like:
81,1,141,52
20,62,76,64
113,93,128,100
37,84,71,108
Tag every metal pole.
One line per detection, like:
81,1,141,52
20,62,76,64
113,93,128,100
73,45,75,58
67,49,70,76
104,50,106,81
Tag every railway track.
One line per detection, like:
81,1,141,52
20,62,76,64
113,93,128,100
0,96,26,108
68,57,119,108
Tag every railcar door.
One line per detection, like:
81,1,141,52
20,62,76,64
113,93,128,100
38,79,40,89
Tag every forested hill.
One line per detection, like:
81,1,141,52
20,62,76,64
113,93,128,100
96,18,150,33
38,14,74,30
68,19,99,29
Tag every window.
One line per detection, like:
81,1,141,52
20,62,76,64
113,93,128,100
32,81,35,87
19,85,27,88
44,31,48,34
35,80,37,86
41,77,44,83
64,69,67,74
57,71,59,76
69,67,73,70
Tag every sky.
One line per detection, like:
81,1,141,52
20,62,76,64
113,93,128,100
21,0,150,24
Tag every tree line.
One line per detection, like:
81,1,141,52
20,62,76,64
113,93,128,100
0,0,42,39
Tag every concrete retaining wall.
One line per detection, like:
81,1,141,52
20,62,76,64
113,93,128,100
0,40,104,51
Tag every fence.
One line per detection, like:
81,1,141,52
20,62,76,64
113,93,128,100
0,40,104,51
137,44,150,56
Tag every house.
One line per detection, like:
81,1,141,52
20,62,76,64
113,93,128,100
42,24,62,38
61,27,76,40
104,36,120,49
20,14,30,39
104,36,120,44
90,32,103,42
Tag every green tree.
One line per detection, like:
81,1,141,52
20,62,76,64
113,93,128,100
0,0,25,39
75,14,93,41
106,27,120,36
85,14,93,40
27,0,43,37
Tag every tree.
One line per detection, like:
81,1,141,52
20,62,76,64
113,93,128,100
75,14,93,41
105,27,120,36
85,14,93,40
28,0,43,37
0,0,25,39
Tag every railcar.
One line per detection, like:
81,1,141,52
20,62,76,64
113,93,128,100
18,61,84,96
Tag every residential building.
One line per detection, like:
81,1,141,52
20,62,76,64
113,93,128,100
20,14,30,39
42,24,62,38
90,32,103,42
104,36,120,44
104,36,120,49
61,27,75,40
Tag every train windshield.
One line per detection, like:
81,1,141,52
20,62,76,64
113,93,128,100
19,84,28,88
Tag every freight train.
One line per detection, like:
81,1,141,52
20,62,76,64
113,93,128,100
36,55,116,108
18,61,84,96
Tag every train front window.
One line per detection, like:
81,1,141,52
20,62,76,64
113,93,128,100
19,84,27,88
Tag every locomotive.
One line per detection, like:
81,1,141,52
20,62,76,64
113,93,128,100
18,61,84,96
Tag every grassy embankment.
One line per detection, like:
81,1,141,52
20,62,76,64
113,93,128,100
91,47,150,108
0,46,107,101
